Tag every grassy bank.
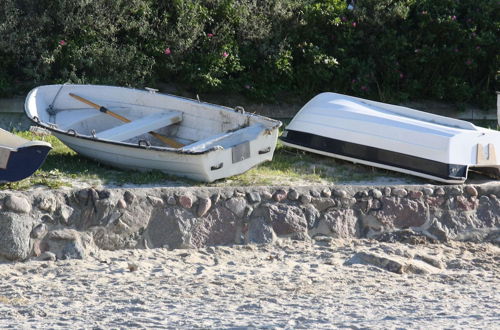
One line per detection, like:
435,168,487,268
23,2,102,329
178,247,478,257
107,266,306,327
0,131,413,190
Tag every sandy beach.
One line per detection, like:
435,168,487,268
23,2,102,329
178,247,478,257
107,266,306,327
0,238,498,329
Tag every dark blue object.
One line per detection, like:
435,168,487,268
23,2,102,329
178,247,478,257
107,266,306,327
0,144,52,183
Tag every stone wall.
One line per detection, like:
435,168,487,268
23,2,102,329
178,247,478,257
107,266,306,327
0,184,498,261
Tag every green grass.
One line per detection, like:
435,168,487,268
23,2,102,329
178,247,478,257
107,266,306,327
224,142,395,186
0,131,416,190
1,131,196,190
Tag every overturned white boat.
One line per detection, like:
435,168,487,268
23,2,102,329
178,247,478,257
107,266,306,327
280,93,500,183
25,84,281,182
0,128,51,183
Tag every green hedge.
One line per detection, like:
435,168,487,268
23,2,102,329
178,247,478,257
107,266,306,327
0,0,498,107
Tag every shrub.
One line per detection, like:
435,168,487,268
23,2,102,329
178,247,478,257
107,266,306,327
403,0,499,107
155,0,303,100
0,0,156,93
0,0,497,108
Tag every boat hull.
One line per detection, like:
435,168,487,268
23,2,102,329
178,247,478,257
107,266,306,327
281,130,467,183
281,92,500,183
0,129,52,183
52,130,277,182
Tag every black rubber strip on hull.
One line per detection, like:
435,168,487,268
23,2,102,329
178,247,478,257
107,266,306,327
280,129,467,181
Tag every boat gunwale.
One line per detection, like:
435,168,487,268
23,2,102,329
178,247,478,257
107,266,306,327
30,121,230,155
25,84,282,156
27,84,282,129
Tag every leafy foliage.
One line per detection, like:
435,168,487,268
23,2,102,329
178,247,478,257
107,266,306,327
0,0,498,107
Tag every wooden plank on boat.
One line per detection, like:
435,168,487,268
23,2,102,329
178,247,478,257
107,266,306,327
183,124,264,152
96,111,182,142
69,93,184,148
476,144,497,165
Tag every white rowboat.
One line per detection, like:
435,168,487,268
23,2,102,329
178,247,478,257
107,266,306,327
25,84,281,182
280,92,500,183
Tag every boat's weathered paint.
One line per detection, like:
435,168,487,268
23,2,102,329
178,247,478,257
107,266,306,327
0,128,52,183
281,92,500,183
25,84,281,182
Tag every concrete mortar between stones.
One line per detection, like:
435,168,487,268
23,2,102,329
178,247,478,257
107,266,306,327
0,183,498,261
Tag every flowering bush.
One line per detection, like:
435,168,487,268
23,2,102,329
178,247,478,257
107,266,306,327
0,0,497,107
0,0,155,92
402,0,499,106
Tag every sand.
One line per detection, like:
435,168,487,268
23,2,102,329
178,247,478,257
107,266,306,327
0,238,498,329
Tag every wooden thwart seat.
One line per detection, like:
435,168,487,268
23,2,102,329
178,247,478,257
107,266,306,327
97,111,182,142
183,124,264,151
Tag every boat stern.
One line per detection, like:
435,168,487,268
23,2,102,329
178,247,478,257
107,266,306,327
0,143,52,183
199,124,280,182
470,142,500,179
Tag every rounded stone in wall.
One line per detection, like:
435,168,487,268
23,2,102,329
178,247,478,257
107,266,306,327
4,195,31,213
145,208,196,249
464,186,478,197
0,213,33,260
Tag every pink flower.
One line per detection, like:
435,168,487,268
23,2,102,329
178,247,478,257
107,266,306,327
361,85,368,91
164,47,171,55
399,73,404,79
244,84,251,89
222,52,229,58
59,40,67,46
451,15,457,20
351,79,357,84
352,22,357,27
207,33,214,38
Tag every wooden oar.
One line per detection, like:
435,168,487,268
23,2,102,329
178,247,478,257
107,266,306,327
69,93,184,148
